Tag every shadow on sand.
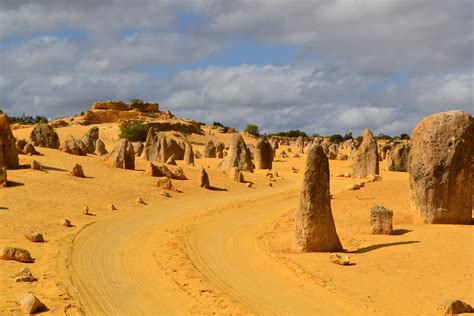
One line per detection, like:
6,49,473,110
351,241,420,254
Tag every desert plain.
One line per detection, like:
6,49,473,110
0,102,472,315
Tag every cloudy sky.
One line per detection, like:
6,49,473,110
0,0,472,135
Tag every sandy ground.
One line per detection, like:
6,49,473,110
0,124,472,315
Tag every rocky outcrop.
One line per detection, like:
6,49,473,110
61,135,87,156
387,143,410,172
409,110,473,224
183,142,195,166
109,139,135,170
0,114,19,168
81,126,99,154
95,139,108,156
370,205,393,234
199,167,210,189
141,128,185,163
219,134,254,172
29,124,60,149
293,145,343,252
1,247,34,263
351,128,379,178
203,141,217,158
255,137,273,170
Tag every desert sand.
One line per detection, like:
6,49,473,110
1,123,472,315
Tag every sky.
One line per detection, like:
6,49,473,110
0,0,472,135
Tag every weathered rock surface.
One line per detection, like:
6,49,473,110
10,267,37,282
109,138,135,170
81,126,99,154
219,134,254,172
409,111,473,224
0,114,19,168
61,135,87,156
70,163,85,177
95,139,108,156
24,231,44,242
329,253,351,266
0,166,7,187
24,143,41,156
134,141,144,157
31,160,42,170
293,145,343,252
229,167,244,182
29,124,60,149
141,128,185,163
255,138,273,169
387,143,410,172
157,176,173,190
183,142,195,166
1,247,34,263
370,205,393,235
19,292,45,314
199,167,210,189
203,141,217,158
437,299,473,315
351,128,379,178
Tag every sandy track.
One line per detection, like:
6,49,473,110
69,174,369,314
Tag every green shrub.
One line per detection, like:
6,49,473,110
129,98,144,105
176,124,192,135
245,124,259,136
119,123,149,142
389,164,402,172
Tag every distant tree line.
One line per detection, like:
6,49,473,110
0,110,48,124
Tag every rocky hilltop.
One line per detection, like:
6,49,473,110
70,100,202,134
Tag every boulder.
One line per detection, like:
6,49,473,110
0,114,19,168
29,124,60,149
351,128,379,177
19,292,45,314
24,231,44,242
81,126,99,154
199,166,210,189
183,142,195,166
95,139,108,156
24,143,41,156
437,299,473,315
370,205,393,235
203,141,217,158
409,111,473,224
31,160,42,170
61,135,87,156
10,267,37,282
16,138,28,152
60,219,72,227
229,167,244,182
387,143,410,172
329,253,351,266
157,176,173,190
219,134,254,172
255,138,273,169
293,145,343,252
0,247,34,263
109,138,135,170
70,163,85,177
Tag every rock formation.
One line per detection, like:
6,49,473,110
293,145,343,252
141,128,185,163
203,141,217,158
229,167,244,182
19,292,45,314
370,205,393,234
351,128,379,178
0,247,34,263
0,114,19,169
219,134,254,172
81,126,99,154
409,110,473,224
61,135,87,156
199,166,210,189
109,138,135,170
95,139,108,156
386,143,410,172
71,163,85,177
183,142,195,166
29,124,60,149
255,137,273,169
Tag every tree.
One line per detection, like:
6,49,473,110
329,134,343,143
129,98,144,105
343,132,353,141
400,133,410,140
245,124,259,136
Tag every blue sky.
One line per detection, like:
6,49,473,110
0,0,472,135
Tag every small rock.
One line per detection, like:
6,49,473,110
268,182,273,187
135,197,146,205
329,253,351,266
19,292,45,314
60,219,72,227
335,173,344,177
370,205,393,235
82,206,90,215
24,231,44,243
160,190,171,197
0,247,34,263
356,181,365,188
157,177,173,190
274,171,279,177
31,160,42,170
10,267,37,282
246,182,253,188
70,163,85,177
437,299,473,315
107,204,117,211
291,167,298,173
344,172,352,178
